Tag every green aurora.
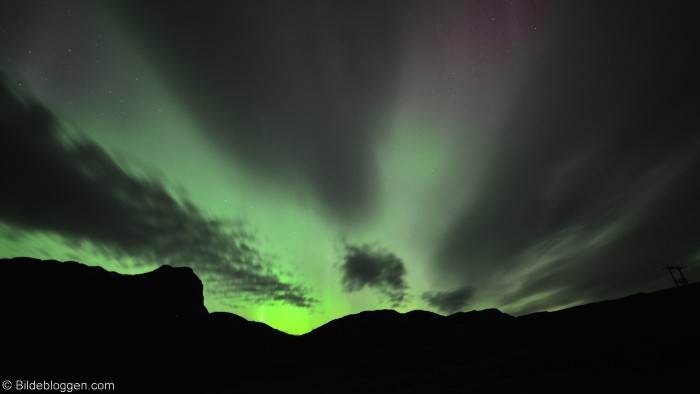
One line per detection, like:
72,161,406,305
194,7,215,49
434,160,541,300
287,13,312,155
1,1,699,334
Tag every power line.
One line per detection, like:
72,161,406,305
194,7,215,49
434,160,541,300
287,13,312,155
666,265,689,287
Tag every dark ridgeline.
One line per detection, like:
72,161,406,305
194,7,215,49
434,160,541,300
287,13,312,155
1,257,698,393
0,257,293,393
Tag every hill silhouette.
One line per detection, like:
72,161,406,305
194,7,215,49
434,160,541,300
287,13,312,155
1,257,698,393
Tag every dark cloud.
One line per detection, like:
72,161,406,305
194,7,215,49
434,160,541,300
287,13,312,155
422,286,474,314
101,1,404,220
0,75,315,307
340,243,408,307
437,2,700,313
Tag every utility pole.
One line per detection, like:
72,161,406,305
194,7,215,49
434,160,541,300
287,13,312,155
666,265,689,287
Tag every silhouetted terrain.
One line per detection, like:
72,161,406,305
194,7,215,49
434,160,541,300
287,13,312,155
2,257,698,393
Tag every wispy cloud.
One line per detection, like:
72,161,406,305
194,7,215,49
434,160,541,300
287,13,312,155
339,243,408,307
422,286,474,314
0,75,315,307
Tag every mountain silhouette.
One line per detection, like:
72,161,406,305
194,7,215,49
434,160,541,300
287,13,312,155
2,257,698,393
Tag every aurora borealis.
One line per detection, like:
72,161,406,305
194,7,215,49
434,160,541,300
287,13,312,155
1,1,699,334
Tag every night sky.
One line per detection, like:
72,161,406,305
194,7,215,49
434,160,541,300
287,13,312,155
1,0,699,334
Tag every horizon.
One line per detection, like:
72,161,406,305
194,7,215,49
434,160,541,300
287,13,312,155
1,1,699,335
0,255,685,335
